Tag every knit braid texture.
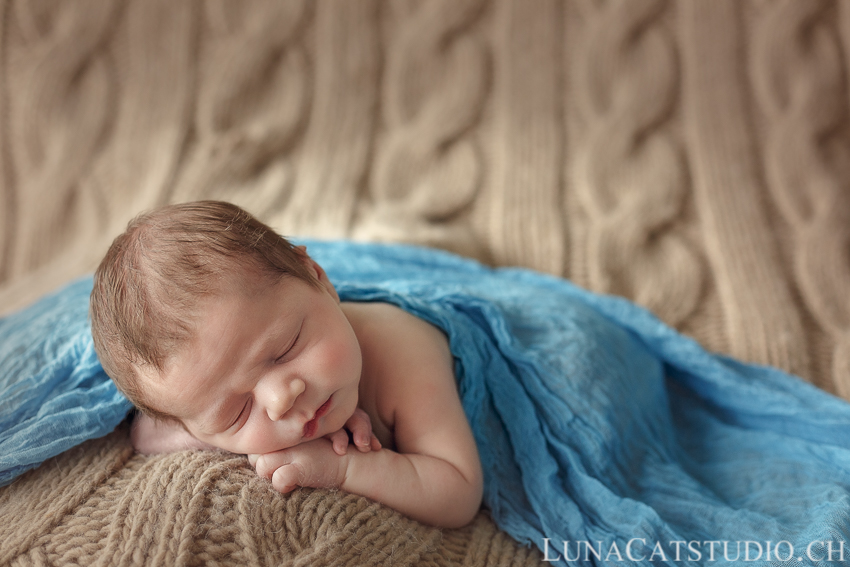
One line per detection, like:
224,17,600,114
1,1,849,564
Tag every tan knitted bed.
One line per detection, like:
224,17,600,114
2,1,849,565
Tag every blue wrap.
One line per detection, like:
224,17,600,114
0,277,134,486
2,240,849,566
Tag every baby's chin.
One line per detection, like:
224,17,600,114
330,396,360,430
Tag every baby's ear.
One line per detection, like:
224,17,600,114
306,257,340,302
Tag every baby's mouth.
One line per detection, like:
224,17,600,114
302,396,332,439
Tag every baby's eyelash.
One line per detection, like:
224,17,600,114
229,400,250,430
275,330,301,363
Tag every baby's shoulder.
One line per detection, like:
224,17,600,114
342,301,468,458
341,300,454,404
342,301,449,359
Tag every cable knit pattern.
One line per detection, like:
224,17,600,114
355,0,489,260
1,1,850,564
7,0,119,278
170,0,309,219
682,0,812,380
752,0,850,396
276,0,380,238
573,0,703,327
89,0,195,234
480,0,566,274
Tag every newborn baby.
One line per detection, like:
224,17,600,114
89,200,483,528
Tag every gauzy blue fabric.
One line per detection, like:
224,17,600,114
2,240,850,567
0,277,133,487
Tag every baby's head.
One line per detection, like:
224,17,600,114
91,201,363,453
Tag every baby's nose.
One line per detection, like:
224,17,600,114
265,377,306,421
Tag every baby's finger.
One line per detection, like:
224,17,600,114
346,408,374,452
370,434,382,452
327,429,349,456
247,454,259,467
253,452,293,480
272,464,302,494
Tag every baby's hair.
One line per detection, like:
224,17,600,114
90,200,319,419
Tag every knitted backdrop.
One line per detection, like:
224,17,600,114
1,1,849,565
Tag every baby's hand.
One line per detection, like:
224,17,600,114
324,407,382,456
249,438,348,493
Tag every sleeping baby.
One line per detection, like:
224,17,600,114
89,200,483,529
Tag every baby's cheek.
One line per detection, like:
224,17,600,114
321,333,361,379
234,423,300,455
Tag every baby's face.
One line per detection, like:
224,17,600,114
146,263,362,455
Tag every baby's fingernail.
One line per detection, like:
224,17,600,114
247,454,258,466
272,468,295,493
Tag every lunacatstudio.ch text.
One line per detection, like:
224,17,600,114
542,538,847,563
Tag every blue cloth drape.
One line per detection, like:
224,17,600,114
2,240,849,566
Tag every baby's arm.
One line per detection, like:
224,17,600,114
343,395,483,528
252,308,483,528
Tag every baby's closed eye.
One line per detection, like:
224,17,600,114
275,324,303,364
228,399,252,430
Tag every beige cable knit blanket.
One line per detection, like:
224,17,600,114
2,1,849,565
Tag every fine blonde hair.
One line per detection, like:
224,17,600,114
90,200,318,419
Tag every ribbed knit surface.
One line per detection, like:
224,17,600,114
1,427,543,566
1,1,849,564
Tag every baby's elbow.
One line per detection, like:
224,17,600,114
440,492,483,529
440,470,484,529
467,474,485,524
